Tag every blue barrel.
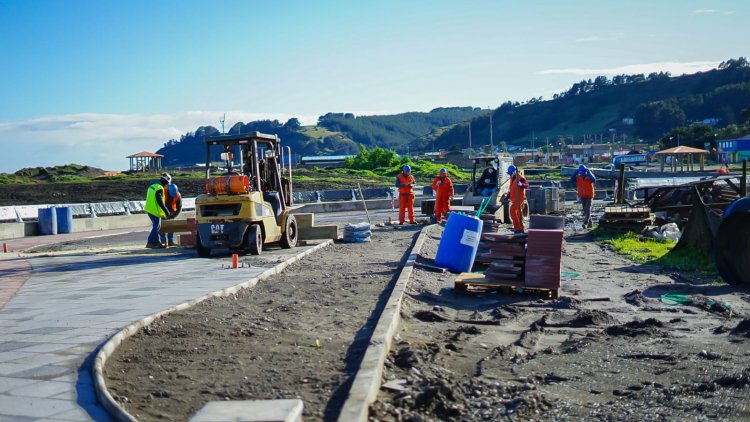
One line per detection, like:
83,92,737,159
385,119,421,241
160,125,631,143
56,207,74,234
434,213,484,273
38,207,58,235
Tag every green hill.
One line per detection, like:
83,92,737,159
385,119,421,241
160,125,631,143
430,58,750,150
156,57,750,165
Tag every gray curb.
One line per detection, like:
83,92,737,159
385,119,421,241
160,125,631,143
92,240,334,422
337,225,431,422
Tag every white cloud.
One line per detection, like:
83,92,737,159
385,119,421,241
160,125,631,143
538,60,720,76
0,111,318,173
692,8,734,15
575,33,624,43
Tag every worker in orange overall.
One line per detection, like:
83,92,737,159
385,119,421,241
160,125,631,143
571,164,596,228
506,165,528,233
431,168,454,223
395,165,416,224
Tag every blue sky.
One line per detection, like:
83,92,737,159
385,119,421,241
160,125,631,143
0,0,747,172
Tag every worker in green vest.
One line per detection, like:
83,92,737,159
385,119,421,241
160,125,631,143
145,173,173,248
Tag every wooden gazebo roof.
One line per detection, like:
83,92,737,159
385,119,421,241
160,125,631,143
655,146,708,155
127,151,164,158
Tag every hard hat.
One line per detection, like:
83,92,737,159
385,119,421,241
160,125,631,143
160,173,172,184
439,168,446,173
403,165,411,172
507,165,516,175
578,165,586,174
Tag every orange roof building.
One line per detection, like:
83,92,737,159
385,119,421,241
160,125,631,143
127,151,164,172
655,146,708,172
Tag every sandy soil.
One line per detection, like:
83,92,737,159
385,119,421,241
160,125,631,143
370,223,750,421
103,224,422,421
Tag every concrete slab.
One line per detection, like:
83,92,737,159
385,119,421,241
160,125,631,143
189,399,303,422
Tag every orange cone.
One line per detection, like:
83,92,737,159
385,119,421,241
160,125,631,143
231,253,239,269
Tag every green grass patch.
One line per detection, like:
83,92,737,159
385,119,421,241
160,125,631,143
594,231,716,273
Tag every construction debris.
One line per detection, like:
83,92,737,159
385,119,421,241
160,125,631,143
597,205,654,233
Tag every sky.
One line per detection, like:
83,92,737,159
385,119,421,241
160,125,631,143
0,0,747,172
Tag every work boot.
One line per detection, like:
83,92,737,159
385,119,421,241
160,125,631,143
146,242,165,249
167,240,178,247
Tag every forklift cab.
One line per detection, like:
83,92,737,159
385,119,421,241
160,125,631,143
462,155,515,219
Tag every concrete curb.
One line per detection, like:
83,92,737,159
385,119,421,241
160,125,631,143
336,225,431,422
92,240,334,422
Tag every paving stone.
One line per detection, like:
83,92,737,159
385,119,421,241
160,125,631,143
8,380,73,398
189,399,303,422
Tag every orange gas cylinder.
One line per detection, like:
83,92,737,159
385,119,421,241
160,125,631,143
206,175,250,195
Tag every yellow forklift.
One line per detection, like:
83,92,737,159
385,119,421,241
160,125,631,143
194,132,297,257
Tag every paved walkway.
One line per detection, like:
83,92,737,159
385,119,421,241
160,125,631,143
0,229,318,421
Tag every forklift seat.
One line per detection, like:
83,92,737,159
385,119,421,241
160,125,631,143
263,191,282,221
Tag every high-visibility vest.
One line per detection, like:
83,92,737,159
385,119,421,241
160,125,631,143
509,175,527,202
145,183,167,218
396,173,415,195
576,174,595,199
432,176,454,201
165,184,181,212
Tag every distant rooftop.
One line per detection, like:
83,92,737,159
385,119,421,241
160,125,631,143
127,151,164,158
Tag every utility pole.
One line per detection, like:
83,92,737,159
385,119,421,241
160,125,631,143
220,113,226,134
489,107,494,149
468,122,472,153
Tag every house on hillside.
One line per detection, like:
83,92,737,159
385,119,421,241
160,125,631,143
716,134,750,164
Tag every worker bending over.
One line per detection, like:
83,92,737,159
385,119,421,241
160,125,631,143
395,165,416,224
144,173,173,249
159,179,183,247
432,168,454,223
571,165,596,228
506,165,528,233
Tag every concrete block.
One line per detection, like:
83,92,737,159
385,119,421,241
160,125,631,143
292,213,314,229
298,225,338,240
189,399,303,422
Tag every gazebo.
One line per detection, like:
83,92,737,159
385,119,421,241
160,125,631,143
655,146,708,172
127,151,164,172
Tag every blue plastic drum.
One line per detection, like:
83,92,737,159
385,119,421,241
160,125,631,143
56,207,74,234
38,207,58,235
434,213,484,273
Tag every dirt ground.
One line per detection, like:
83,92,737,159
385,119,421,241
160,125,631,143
99,204,750,421
370,222,750,421
103,224,422,421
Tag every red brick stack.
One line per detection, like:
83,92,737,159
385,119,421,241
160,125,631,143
479,233,527,284
524,229,564,289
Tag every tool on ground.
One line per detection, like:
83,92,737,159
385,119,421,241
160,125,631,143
194,132,298,258
357,183,371,225
414,262,447,273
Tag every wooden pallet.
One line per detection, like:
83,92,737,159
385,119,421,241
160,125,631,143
454,273,559,299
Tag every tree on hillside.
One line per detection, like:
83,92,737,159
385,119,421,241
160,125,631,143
635,101,687,139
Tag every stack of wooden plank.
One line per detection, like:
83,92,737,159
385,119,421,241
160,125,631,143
598,205,655,233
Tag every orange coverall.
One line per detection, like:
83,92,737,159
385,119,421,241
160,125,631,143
396,172,416,224
509,173,528,232
432,174,454,223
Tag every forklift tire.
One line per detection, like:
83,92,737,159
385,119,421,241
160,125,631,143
246,224,263,255
196,234,211,258
280,215,298,249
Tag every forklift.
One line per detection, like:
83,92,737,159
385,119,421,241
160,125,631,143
194,131,297,257
461,155,525,222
